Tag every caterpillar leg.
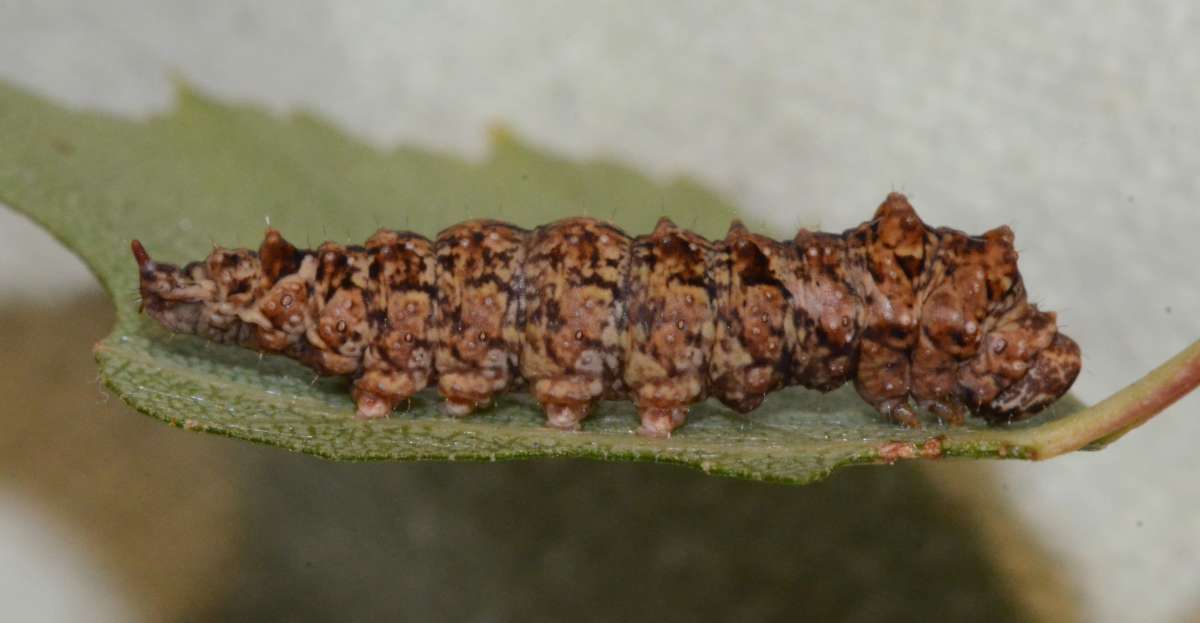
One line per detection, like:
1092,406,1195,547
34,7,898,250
638,408,687,438
439,370,509,416
855,340,920,427
533,374,604,430
910,337,969,425
352,367,428,419
633,377,701,437
910,289,972,425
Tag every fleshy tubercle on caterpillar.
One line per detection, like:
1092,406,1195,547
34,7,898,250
132,193,1081,437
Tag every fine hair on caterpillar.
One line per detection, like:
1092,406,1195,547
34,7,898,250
132,192,1081,437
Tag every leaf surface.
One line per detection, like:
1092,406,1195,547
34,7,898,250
8,81,1173,485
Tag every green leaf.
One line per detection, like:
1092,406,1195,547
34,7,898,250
3,81,1195,484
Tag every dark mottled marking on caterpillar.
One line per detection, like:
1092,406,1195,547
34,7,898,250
131,193,1082,437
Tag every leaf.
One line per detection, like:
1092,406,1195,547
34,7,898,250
2,81,1196,484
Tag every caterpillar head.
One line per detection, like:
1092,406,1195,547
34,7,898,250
981,331,1083,423
131,240,213,334
954,303,1083,423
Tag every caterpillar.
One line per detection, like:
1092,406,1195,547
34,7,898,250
131,193,1081,437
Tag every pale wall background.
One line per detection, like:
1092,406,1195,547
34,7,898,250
1,2,1198,622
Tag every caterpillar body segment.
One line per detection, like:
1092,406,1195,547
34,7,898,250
522,218,631,430
352,229,438,419
709,221,795,415
432,220,526,417
624,218,717,436
132,193,1081,437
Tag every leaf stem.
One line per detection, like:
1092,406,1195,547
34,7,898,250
1026,338,1200,460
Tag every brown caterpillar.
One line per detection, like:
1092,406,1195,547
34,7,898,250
132,193,1081,437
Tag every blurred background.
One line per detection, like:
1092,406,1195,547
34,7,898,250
1,2,1198,621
